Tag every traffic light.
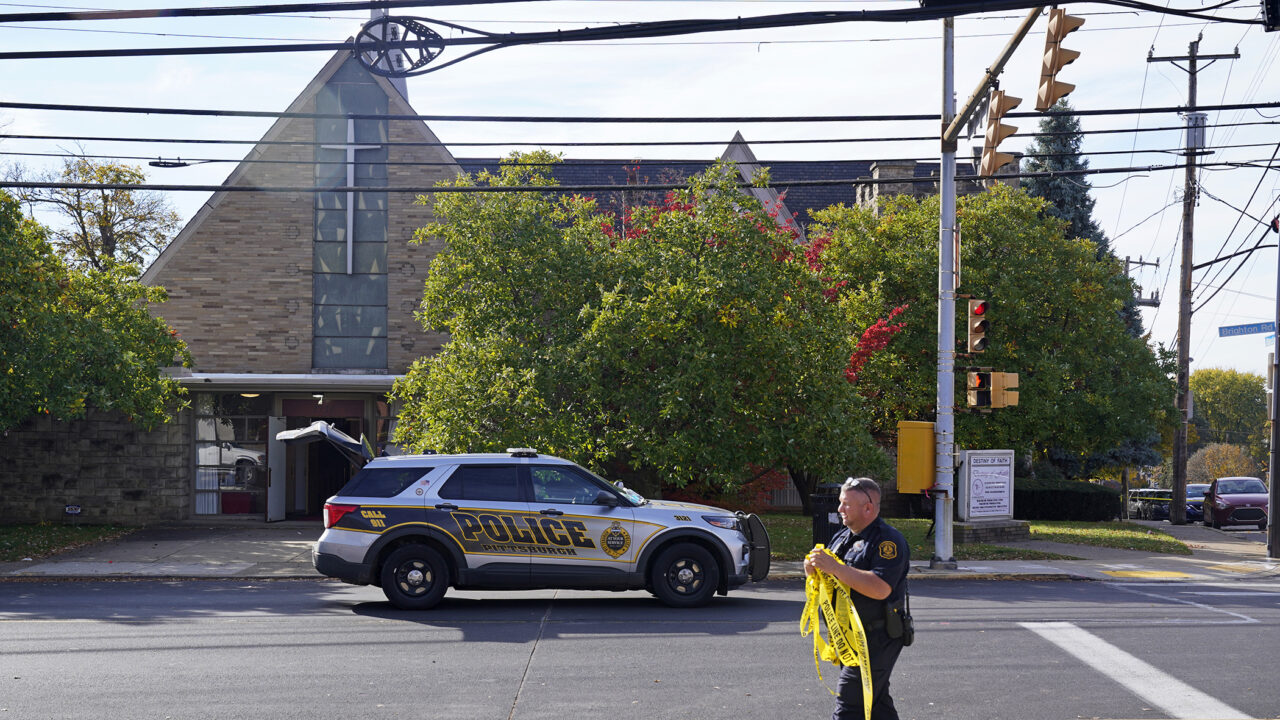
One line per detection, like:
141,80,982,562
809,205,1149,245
991,372,1020,408
1036,9,1084,111
979,89,1021,176
967,299,989,353
1265,0,1278,31
967,371,992,408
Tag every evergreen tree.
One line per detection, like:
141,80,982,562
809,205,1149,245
1022,99,1156,475
1021,99,1110,256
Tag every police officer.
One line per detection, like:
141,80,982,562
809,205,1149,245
804,477,910,720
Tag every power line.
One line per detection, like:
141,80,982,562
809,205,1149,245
3,98,1279,123
0,1,1262,71
8,140,1276,169
0,16,1218,47
1193,141,1280,308
0,0,1258,25
0,0,527,23
5,119,1277,151
1193,194,1280,312
3,156,1276,194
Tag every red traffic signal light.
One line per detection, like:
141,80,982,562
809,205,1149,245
968,299,989,353
967,371,992,408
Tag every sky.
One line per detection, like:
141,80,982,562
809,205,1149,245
1,0,1278,380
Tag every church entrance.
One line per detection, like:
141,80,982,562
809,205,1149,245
280,397,367,520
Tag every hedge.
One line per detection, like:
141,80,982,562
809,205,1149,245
1014,477,1121,521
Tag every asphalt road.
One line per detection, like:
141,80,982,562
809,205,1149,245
2,577,1278,720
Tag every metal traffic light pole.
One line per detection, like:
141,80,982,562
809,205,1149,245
1272,245,1280,559
934,7,1040,568
935,16,958,568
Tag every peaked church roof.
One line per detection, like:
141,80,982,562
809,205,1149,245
142,48,455,285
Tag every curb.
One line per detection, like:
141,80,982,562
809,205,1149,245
766,570,1088,582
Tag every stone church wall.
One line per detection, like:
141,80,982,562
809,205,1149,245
0,410,191,524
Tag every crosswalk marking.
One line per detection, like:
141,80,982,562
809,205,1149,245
1020,621,1252,720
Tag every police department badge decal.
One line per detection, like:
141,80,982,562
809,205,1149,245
879,541,898,560
602,521,631,558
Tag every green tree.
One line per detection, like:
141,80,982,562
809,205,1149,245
1021,98,1143,339
1186,443,1259,483
1021,99,1107,254
1189,368,1268,466
808,184,1176,470
10,155,180,273
0,191,190,431
392,154,891,499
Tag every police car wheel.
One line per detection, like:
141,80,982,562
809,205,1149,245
380,544,449,610
650,543,718,608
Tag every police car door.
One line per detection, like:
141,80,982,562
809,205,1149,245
432,464,531,587
527,464,637,581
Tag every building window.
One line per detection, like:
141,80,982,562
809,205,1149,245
195,393,270,515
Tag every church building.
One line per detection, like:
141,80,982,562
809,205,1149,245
0,33,1004,524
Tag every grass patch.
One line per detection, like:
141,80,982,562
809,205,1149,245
1030,520,1191,555
0,524,136,562
761,513,1188,561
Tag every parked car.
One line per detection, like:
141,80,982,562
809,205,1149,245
1128,488,1172,520
1184,483,1209,523
1203,476,1269,530
279,422,772,610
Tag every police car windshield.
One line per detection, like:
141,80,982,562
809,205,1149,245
582,467,647,505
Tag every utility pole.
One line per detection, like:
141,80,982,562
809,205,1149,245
1125,256,1161,307
1148,36,1238,525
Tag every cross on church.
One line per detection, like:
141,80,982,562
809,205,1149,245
321,117,381,274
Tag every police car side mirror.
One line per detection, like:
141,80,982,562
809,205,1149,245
594,491,620,507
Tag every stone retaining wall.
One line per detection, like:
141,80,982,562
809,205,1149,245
953,519,1030,544
0,410,191,524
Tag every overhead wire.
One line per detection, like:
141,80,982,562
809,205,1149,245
7,139,1276,169
3,156,1276,194
3,98,1279,123
5,118,1277,149
1193,139,1280,310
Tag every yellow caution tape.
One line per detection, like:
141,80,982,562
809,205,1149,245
799,544,873,720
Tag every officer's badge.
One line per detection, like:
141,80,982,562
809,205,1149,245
601,521,631,559
879,541,898,560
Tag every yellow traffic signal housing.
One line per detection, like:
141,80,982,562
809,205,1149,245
980,90,1021,176
1036,9,1084,111
967,299,989,352
967,371,992,408
896,421,935,494
991,372,1020,408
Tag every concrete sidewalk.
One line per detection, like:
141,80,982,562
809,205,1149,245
1,518,1276,583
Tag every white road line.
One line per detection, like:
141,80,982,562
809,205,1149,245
1183,591,1280,597
1108,583,1261,624
1020,621,1253,720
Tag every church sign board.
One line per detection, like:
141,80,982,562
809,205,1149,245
958,450,1014,521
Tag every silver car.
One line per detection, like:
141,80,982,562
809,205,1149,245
282,424,770,610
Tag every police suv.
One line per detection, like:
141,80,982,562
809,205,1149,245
283,424,771,610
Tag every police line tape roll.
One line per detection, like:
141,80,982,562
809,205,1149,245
799,544,873,720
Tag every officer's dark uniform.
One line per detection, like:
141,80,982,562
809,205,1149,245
828,516,910,720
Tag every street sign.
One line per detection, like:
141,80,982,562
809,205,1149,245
1218,321,1276,337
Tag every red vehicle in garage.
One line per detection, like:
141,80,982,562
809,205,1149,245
1203,476,1269,530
